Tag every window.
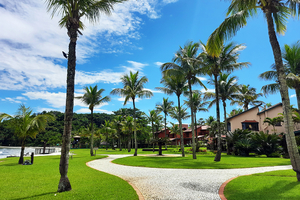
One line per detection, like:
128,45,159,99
186,133,189,137
242,122,259,131
275,121,282,126
227,122,231,131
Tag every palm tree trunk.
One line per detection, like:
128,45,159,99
188,80,196,159
152,121,155,152
265,10,300,181
133,100,138,156
224,100,230,155
164,113,168,149
18,140,25,164
295,88,300,110
177,95,185,157
128,134,131,152
214,73,222,162
58,26,77,192
90,109,94,156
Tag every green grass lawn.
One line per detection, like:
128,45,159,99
224,170,300,200
0,149,138,200
112,154,292,169
93,146,210,155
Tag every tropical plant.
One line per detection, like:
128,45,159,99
46,0,126,191
263,116,284,133
121,116,134,152
260,43,300,110
206,0,300,180
231,84,264,111
184,90,209,141
111,71,153,156
251,131,280,157
100,120,116,150
0,105,54,164
161,41,207,159
76,85,110,156
168,122,181,149
205,116,216,125
156,97,174,149
199,41,249,161
112,115,123,151
227,108,243,118
235,138,253,157
156,74,188,157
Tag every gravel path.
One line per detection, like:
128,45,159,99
87,155,292,200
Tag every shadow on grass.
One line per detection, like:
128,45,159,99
11,192,57,200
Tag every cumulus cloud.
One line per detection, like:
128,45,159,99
201,88,215,93
0,0,174,91
291,94,296,98
154,61,164,67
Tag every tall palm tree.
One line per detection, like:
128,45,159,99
231,84,264,111
46,0,126,191
76,85,110,156
121,116,134,152
168,122,181,149
100,120,115,150
206,0,300,180
111,71,153,156
161,41,206,159
112,115,123,151
260,43,300,109
200,41,249,162
205,73,239,132
0,105,54,164
184,91,209,140
156,74,188,156
156,97,174,149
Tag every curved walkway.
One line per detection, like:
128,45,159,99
87,155,292,200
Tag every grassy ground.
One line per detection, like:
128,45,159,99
0,149,138,200
92,146,208,155
112,154,291,169
224,170,300,200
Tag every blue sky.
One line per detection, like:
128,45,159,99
0,0,299,125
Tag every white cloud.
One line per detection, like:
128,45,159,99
0,0,174,91
163,0,179,3
201,88,215,93
75,108,113,115
291,94,296,98
144,88,163,93
196,76,207,81
1,97,23,104
154,61,164,67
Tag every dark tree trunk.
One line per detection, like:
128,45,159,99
18,141,25,164
58,25,78,192
295,88,300,110
152,122,155,152
178,95,185,157
223,100,230,155
133,100,138,156
128,134,131,152
158,143,162,155
90,109,94,156
164,113,168,150
188,80,196,159
214,73,222,162
265,10,300,181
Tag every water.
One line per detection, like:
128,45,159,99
0,147,35,159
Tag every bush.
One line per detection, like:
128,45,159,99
251,131,280,157
267,152,281,158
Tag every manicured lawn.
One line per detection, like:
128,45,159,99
112,154,291,169
224,170,300,200
93,146,210,155
0,149,138,200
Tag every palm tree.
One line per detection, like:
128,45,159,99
260,43,300,110
0,105,54,164
184,91,209,141
205,73,239,132
206,0,300,180
231,84,264,111
199,41,249,162
121,116,134,152
76,85,110,156
168,122,181,149
161,41,206,159
111,71,153,156
100,120,115,150
156,97,174,149
46,0,126,191
205,116,216,126
112,115,123,151
263,116,284,133
156,74,188,156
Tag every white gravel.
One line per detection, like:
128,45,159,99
87,155,292,200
